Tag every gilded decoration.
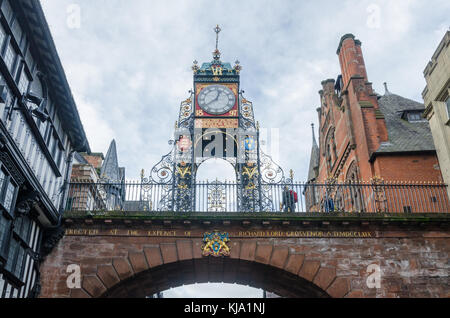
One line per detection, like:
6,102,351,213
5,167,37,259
176,165,191,179
243,165,258,178
201,231,231,257
211,65,223,75
141,26,291,213
194,118,238,129
195,83,238,97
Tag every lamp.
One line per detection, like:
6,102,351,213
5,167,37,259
6,71,50,123
31,107,49,122
21,92,49,122
23,71,49,122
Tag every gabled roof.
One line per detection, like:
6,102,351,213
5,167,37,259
375,88,435,155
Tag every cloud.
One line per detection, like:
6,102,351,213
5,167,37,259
164,283,263,298
73,94,115,152
40,0,450,296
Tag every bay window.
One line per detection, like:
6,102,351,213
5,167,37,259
0,167,17,216
4,42,17,74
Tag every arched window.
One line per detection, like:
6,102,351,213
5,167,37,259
325,128,336,173
346,161,359,183
326,144,332,172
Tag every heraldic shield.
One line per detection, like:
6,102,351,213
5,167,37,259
201,231,231,257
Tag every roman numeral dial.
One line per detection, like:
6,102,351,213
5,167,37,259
197,85,236,115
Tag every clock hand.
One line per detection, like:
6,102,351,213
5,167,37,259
206,91,220,106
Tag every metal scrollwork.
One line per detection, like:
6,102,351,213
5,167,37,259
239,94,256,130
142,83,290,212
207,181,226,212
178,92,194,128
260,151,286,184
149,150,175,184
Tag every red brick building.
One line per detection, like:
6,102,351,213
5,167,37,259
306,34,446,212
67,140,126,211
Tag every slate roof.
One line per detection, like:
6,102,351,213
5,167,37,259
100,140,121,181
307,125,320,182
375,91,436,155
200,62,233,71
73,151,88,165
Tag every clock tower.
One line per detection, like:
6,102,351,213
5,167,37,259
148,25,289,212
191,25,242,163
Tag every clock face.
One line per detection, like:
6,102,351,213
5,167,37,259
197,85,236,115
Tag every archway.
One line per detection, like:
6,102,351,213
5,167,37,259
194,158,238,212
101,258,330,298
195,158,237,182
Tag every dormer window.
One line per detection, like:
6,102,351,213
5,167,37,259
402,110,426,123
407,112,423,122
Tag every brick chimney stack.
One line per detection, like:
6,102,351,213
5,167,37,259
336,34,368,89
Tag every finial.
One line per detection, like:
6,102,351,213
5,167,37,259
213,25,222,61
192,60,199,73
214,25,221,50
383,82,392,96
311,123,318,147
140,169,145,179
289,169,294,180
234,60,242,74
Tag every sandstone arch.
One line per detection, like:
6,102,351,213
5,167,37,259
65,240,347,298
39,214,449,298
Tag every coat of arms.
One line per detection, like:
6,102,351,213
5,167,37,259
201,231,230,257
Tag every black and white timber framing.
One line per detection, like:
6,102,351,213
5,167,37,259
0,0,89,298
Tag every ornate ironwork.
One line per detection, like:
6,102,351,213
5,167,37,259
142,149,177,211
142,89,290,212
371,176,387,213
148,150,175,184
142,26,292,212
239,94,256,130
207,180,227,212
260,151,287,184
65,180,450,213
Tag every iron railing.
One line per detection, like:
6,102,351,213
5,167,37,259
65,180,450,213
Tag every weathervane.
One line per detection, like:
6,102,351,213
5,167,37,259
213,24,221,61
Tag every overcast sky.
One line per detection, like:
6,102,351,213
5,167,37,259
39,0,449,297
